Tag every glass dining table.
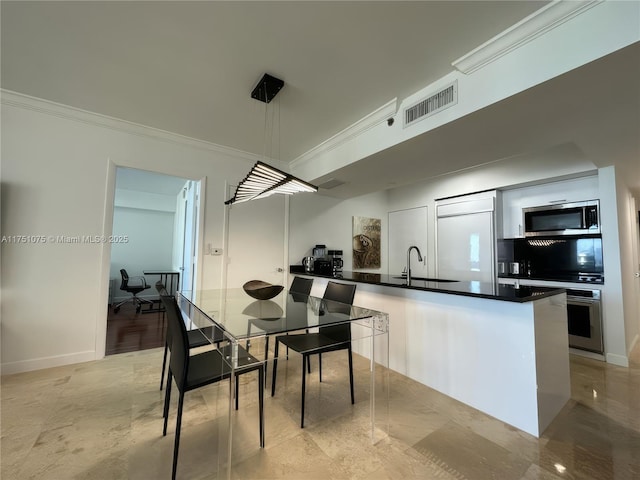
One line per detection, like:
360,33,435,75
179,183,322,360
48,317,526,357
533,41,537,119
177,287,390,479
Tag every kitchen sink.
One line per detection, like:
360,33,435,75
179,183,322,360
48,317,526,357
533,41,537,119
392,276,459,283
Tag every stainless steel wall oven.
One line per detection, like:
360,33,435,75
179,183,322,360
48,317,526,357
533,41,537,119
566,288,603,354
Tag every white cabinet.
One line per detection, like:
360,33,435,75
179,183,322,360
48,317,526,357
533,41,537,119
501,176,599,238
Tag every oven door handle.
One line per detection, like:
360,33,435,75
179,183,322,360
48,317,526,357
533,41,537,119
566,296,599,304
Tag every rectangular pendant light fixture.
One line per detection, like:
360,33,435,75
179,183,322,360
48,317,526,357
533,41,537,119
225,161,318,205
225,73,318,205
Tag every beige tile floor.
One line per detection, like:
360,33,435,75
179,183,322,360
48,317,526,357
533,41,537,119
2,343,639,480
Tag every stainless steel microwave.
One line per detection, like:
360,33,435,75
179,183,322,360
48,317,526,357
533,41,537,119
523,200,600,236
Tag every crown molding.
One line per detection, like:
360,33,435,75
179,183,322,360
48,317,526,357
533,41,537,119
0,89,261,162
452,0,603,74
290,98,397,169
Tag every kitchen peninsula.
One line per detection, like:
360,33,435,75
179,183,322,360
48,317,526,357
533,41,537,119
292,268,570,437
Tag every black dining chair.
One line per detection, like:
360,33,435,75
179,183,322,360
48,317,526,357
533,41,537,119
155,281,222,391
271,281,356,428
246,276,314,378
290,276,314,297
160,293,265,480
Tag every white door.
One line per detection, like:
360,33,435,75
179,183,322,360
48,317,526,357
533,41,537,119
174,180,199,295
226,194,286,288
388,207,428,277
436,211,495,282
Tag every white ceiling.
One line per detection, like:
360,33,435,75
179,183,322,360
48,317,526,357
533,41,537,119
2,1,639,197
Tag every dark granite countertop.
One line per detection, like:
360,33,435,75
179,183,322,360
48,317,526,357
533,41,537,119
290,267,565,303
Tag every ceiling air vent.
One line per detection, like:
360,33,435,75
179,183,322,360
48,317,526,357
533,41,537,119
403,80,458,128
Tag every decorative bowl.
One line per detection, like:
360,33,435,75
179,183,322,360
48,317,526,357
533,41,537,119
242,280,284,300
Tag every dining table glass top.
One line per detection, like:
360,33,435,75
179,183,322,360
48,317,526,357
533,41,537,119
176,286,391,478
179,287,388,343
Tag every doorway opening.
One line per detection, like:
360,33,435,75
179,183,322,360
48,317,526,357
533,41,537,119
106,167,202,355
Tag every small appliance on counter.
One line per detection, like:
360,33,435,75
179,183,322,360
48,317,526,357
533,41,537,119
309,244,331,275
328,250,343,277
312,244,326,259
301,245,342,277
302,256,314,273
314,259,332,275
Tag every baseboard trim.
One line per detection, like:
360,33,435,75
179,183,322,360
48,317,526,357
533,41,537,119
569,348,605,362
605,352,629,368
1,350,98,376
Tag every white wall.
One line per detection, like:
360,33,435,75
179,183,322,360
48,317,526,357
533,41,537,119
0,91,285,374
226,194,287,289
289,190,389,274
110,207,175,301
597,166,630,366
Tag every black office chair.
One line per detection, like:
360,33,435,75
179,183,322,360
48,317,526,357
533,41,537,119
160,293,265,480
155,281,222,391
271,281,356,428
113,269,152,313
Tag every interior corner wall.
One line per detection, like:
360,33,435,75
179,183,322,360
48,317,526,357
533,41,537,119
288,190,389,276
0,93,267,374
597,166,629,366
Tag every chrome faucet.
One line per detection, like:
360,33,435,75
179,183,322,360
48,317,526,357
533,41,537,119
406,245,423,285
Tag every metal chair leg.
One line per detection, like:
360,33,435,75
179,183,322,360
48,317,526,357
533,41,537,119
348,346,355,404
163,370,172,430
171,391,185,480
263,336,270,379
271,339,279,397
235,374,239,411
160,342,168,390
259,364,265,448
301,355,307,428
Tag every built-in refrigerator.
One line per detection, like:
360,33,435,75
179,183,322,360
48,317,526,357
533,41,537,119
435,195,496,283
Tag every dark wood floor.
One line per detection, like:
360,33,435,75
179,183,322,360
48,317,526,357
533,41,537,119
105,299,166,355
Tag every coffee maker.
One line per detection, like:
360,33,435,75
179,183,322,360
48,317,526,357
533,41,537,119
328,250,343,277
311,244,332,275
312,244,326,259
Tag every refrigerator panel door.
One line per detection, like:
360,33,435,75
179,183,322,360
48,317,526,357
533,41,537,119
436,211,494,283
